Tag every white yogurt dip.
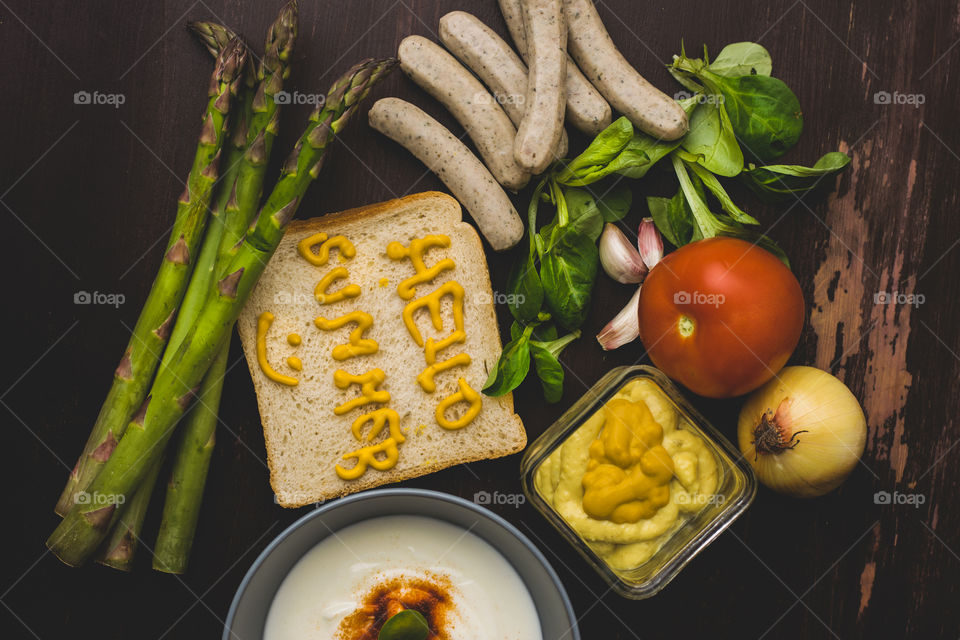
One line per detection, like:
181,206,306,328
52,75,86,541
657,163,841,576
263,515,542,640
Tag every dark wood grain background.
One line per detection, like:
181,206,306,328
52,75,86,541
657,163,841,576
3,0,959,638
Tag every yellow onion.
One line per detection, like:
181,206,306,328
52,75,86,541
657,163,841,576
737,366,866,498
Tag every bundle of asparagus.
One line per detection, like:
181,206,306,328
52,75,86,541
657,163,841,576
48,0,397,571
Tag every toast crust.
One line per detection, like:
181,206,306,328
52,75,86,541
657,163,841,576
237,192,526,507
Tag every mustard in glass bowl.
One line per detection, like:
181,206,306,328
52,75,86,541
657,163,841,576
520,366,756,599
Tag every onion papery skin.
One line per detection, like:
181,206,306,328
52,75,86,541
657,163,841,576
737,366,867,498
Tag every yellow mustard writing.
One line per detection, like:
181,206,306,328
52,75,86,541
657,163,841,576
314,311,379,360
298,233,357,266
314,266,361,305
425,330,466,364
386,235,456,300
402,281,465,348
435,377,482,430
336,438,401,480
256,312,298,386
417,353,472,393
335,408,406,480
333,368,391,415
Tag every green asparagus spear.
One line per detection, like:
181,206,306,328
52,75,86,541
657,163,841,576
47,57,397,566
187,21,239,59
87,28,258,572
152,343,227,574
95,456,164,571
154,3,298,573
54,38,249,517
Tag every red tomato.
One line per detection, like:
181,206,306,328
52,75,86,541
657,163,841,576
637,237,804,398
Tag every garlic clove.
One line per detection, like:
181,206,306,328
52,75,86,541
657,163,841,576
596,287,642,351
599,223,647,284
638,217,663,269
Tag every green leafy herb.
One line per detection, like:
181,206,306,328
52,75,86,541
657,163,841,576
707,42,772,77
673,45,802,162
379,610,430,640
707,72,803,161
482,326,532,397
681,101,744,177
592,183,633,222
647,186,693,247
684,159,759,225
505,254,544,323
529,345,564,402
540,230,599,330
548,188,605,238
554,117,633,184
741,151,851,202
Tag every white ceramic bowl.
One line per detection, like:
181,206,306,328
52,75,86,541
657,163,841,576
223,488,580,640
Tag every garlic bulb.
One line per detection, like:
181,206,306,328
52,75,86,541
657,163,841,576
599,223,646,283
596,219,665,350
638,217,663,268
596,287,641,351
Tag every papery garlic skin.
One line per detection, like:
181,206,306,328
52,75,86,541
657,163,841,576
596,287,641,350
599,223,646,284
737,366,867,498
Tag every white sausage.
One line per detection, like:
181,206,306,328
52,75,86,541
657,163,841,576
368,98,524,251
438,10,568,158
398,35,530,191
498,0,611,134
514,0,566,174
562,0,688,140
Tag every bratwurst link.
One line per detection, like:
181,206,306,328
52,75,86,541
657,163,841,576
398,35,530,191
438,10,569,158
498,0,612,134
368,97,524,251
563,0,688,140
514,0,567,174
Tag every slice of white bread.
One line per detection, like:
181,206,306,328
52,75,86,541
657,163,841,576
236,192,526,507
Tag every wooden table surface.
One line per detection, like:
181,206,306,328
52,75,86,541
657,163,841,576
4,0,959,638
